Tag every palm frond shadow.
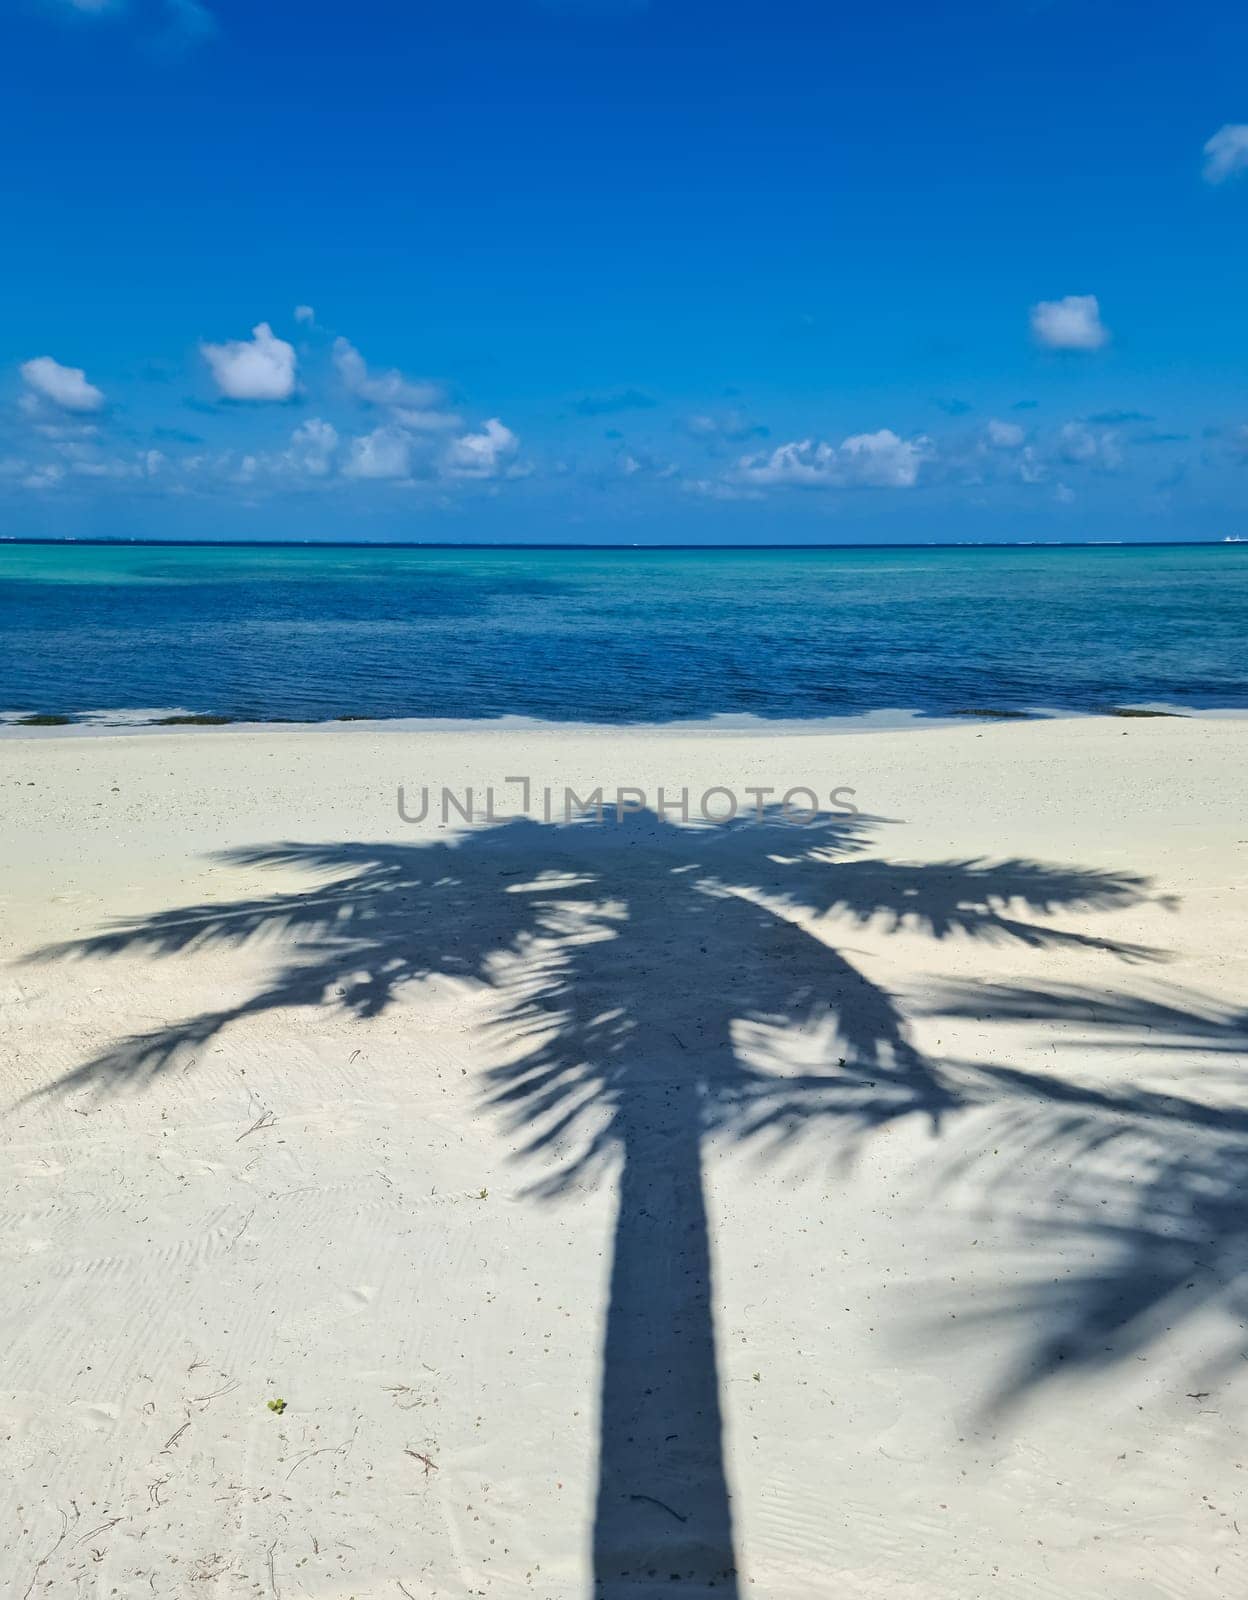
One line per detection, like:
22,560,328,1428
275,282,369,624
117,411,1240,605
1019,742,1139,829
22,809,1166,1594
917,981,1248,1412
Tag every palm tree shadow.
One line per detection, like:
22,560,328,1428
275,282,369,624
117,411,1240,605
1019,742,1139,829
21,809,1165,1595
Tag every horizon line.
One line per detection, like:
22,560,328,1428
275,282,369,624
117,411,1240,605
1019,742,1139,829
2,537,1245,553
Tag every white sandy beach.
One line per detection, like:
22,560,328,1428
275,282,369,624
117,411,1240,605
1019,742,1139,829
2,714,1247,1598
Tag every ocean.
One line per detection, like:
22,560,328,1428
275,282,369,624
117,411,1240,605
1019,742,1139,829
1,541,1245,725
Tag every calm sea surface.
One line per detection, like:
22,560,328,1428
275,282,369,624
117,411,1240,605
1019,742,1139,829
2,542,1246,724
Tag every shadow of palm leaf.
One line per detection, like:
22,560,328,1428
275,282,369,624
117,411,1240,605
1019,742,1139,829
22,810,1164,1593
916,981,1248,1410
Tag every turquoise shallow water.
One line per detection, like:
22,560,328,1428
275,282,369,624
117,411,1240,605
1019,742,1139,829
1,542,1245,723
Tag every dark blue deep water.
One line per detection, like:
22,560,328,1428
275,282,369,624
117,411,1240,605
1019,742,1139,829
2,542,1246,723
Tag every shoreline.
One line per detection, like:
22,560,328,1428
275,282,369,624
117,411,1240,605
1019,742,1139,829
5,702,1248,739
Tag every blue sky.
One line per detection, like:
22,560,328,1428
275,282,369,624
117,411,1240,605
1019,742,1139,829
3,0,1248,543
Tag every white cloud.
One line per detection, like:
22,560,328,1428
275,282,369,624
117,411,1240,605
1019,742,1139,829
685,409,768,443
342,425,412,480
287,418,338,477
41,446,167,482
442,418,520,480
683,477,764,502
70,457,140,479
31,418,100,440
333,338,443,410
201,322,297,402
1030,294,1109,352
1057,421,1122,469
21,464,66,490
390,407,462,432
837,430,930,486
1017,445,1046,485
1203,124,1248,184
735,428,931,489
293,304,316,325
985,418,1024,449
20,355,105,413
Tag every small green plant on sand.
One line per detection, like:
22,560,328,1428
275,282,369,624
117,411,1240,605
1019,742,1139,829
267,1397,287,1414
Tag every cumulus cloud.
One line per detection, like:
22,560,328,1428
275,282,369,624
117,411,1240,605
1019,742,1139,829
1017,446,1046,485
683,477,764,503
20,356,105,413
70,457,139,479
390,407,462,433
1203,124,1248,184
1030,294,1109,352
201,322,297,401
22,464,66,490
287,418,339,477
35,444,165,482
333,338,443,410
1057,421,1122,469
985,418,1025,449
735,428,932,490
685,410,769,443
1003,422,1121,485
342,425,412,480
442,418,520,479
611,449,677,480
293,304,316,325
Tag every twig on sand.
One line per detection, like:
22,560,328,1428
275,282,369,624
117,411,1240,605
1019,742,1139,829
23,1506,77,1600
237,1110,276,1142
191,1378,240,1407
161,1420,191,1453
75,1516,122,1546
397,1583,417,1599
284,1446,340,1482
629,1492,688,1524
225,1210,255,1252
284,1420,361,1481
404,1449,438,1475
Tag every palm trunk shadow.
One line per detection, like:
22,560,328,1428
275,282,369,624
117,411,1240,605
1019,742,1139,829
594,1089,738,1595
